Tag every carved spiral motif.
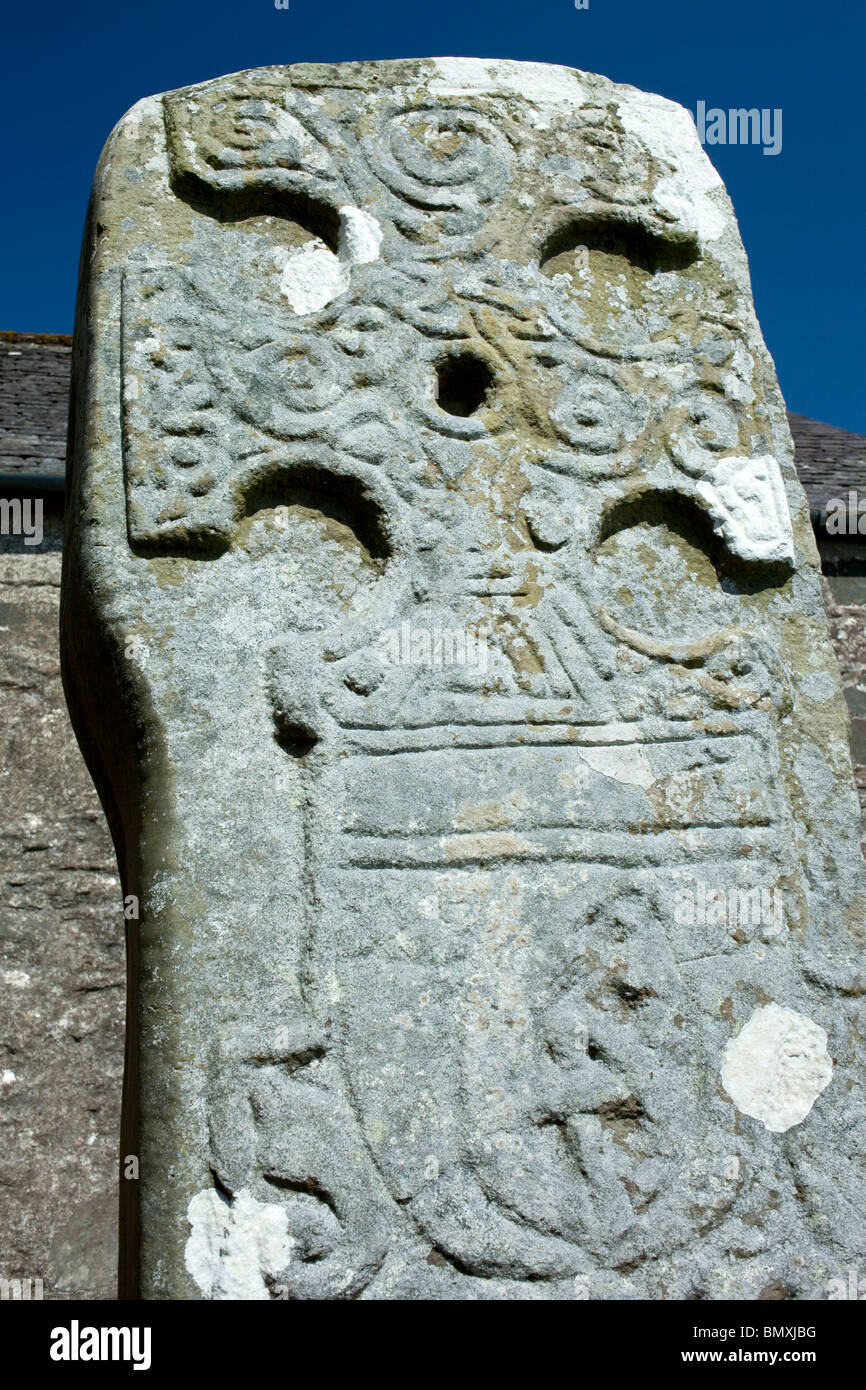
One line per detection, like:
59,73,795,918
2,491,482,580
550,369,649,459
365,105,510,237
669,386,742,475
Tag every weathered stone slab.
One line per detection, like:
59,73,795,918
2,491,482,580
62,58,866,1300
0,542,123,1301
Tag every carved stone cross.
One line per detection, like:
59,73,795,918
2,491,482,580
62,59,865,1300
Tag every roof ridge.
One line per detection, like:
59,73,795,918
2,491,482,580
786,411,866,445
0,330,73,347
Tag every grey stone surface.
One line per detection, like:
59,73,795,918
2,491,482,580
62,58,866,1300
0,539,123,1301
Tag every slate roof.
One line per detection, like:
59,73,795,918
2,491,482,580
786,412,866,518
0,331,863,518
0,332,72,477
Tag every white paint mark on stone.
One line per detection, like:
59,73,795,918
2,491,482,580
721,1003,833,1133
275,242,349,315
617,91,726,244
578,744,654,790
338,206,382,264
1,1070,16,1086
430,58,586,107
275,206,382,314
696,454,794,564
185,1187,293,1300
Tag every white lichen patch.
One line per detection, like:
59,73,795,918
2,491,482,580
721,1003,833,1133
185,1187,293,1299
2,969,30,988
119,95,164,141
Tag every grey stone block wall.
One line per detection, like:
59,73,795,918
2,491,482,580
0,524,123,1301
823,574,866,846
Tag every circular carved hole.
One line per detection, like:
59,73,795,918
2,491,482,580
435,354,493,417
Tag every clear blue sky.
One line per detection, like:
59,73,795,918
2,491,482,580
4,0,864,432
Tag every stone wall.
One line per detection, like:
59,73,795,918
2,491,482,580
0,519,123,1301
822,573,866,839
